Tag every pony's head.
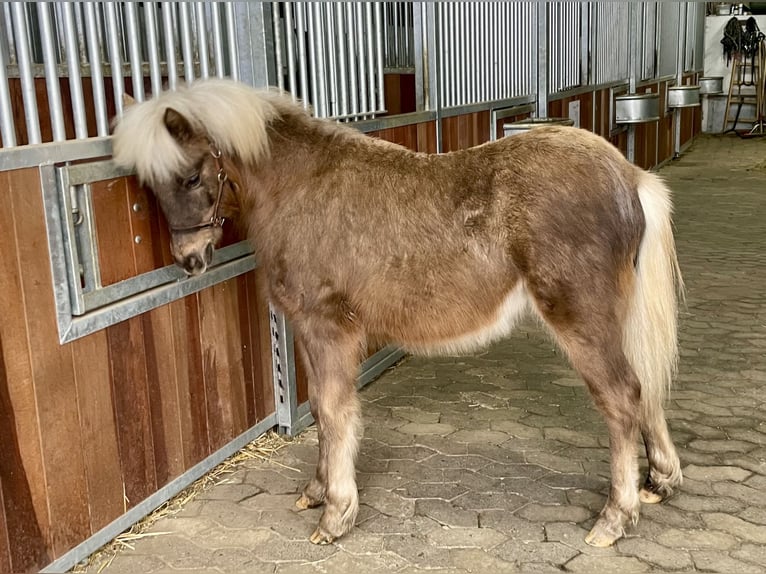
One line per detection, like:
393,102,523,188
111,79,278,275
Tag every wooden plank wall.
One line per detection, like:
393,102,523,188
0,168,273,573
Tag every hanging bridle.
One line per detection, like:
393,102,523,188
169,143,230,234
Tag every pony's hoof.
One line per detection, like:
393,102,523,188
295,493,322,510
585,520,624,547
639,487,664,504
309,528,334,545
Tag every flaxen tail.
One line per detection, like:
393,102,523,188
624,171,684,416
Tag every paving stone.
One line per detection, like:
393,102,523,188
359,487,415,518
489,420,545,439
394,481,468,501
615,537,693,571
563,554,649,573
87,554,167,574
691,551,766,574
701,513,766,544
731,543,766,569
478,511,545,542
544,522,617,557
449,429,510,445
660,527,738,550
687,439,757,453
448,548,519,573
197,483,262,502
453,491,528,512
667,493,746,513
682,464,752,482
415,499,479,528
492,540,579,568
425,526,507,549
517,504,591,524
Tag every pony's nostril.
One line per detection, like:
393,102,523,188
183,254,205,276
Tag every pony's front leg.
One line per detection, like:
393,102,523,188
293,327,363,545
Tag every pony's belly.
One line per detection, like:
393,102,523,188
404,282,530,356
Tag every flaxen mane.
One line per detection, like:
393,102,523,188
112,80,285,185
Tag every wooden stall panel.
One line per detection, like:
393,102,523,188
5,169,91,557
0,170,53,572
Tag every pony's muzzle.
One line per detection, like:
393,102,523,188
174,241,215,277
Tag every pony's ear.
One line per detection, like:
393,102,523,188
122,93,137,108
163,107,195,143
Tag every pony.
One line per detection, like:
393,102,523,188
112,79,683,548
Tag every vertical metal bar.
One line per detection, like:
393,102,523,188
295,3,309,106
375,2,384,113
104,2,125,116
37,2,66,141
535,2,547,117
336,3,348,116
325,3,338,116
180,2,195,84
211,2,225,78
413,1,424,111
355,3,368,116
428,2,442,151
272,2,285,91
161,2,178,89
345,2,358,115
0,7,17,146
11,2,41,144
285,2,298,96
144,2,163,97
62,1,88,138
674,2,686,157
365,3,376,115
270,306,299,436
124,1,145,100
195,2,209,79
83,1,108,136
225,2,239,81
627,1,639,163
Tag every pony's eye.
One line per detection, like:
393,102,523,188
185,173,201,189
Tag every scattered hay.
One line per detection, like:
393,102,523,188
71,431,296,573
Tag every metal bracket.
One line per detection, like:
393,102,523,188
269,304,299,435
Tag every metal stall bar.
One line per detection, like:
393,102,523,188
336,3,349,117
104,2,125,116
375,2,385,114
195,2,210,79
83,2,108,135
161,2,178,90
10,2,41,144
180,1,195,84
0,10,15,147
124,2,145,102
272,3,284,91
225,2,239,81
535,2,547,117
325,3,339,116
284,2,297,96
211,2,225,78
37,2,66,142
354,3,368,118
346,3,359,116
295,3,310,106
365,3,376,117
144,2,163,97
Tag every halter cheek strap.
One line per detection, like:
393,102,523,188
170,143,229,234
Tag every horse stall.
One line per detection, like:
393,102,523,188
0,3,704,572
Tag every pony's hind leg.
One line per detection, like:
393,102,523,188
533,289,642,547
639,405,682,503
293,323,363,545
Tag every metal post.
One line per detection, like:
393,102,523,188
144,2,163,96
234,2,277,89
269,304,300,435
423,3,441,151
673,2,687,158
535,2,547,118
627,1,639,164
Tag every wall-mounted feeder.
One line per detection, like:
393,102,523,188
503,117,574,137
668,85,701,108
699,76,724,95
614,93,660,124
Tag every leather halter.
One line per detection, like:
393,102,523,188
170,143,229,234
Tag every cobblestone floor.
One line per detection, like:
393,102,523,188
91,134,766,573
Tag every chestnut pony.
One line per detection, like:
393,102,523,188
113,79,683,547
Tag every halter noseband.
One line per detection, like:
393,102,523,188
170,143,229,234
